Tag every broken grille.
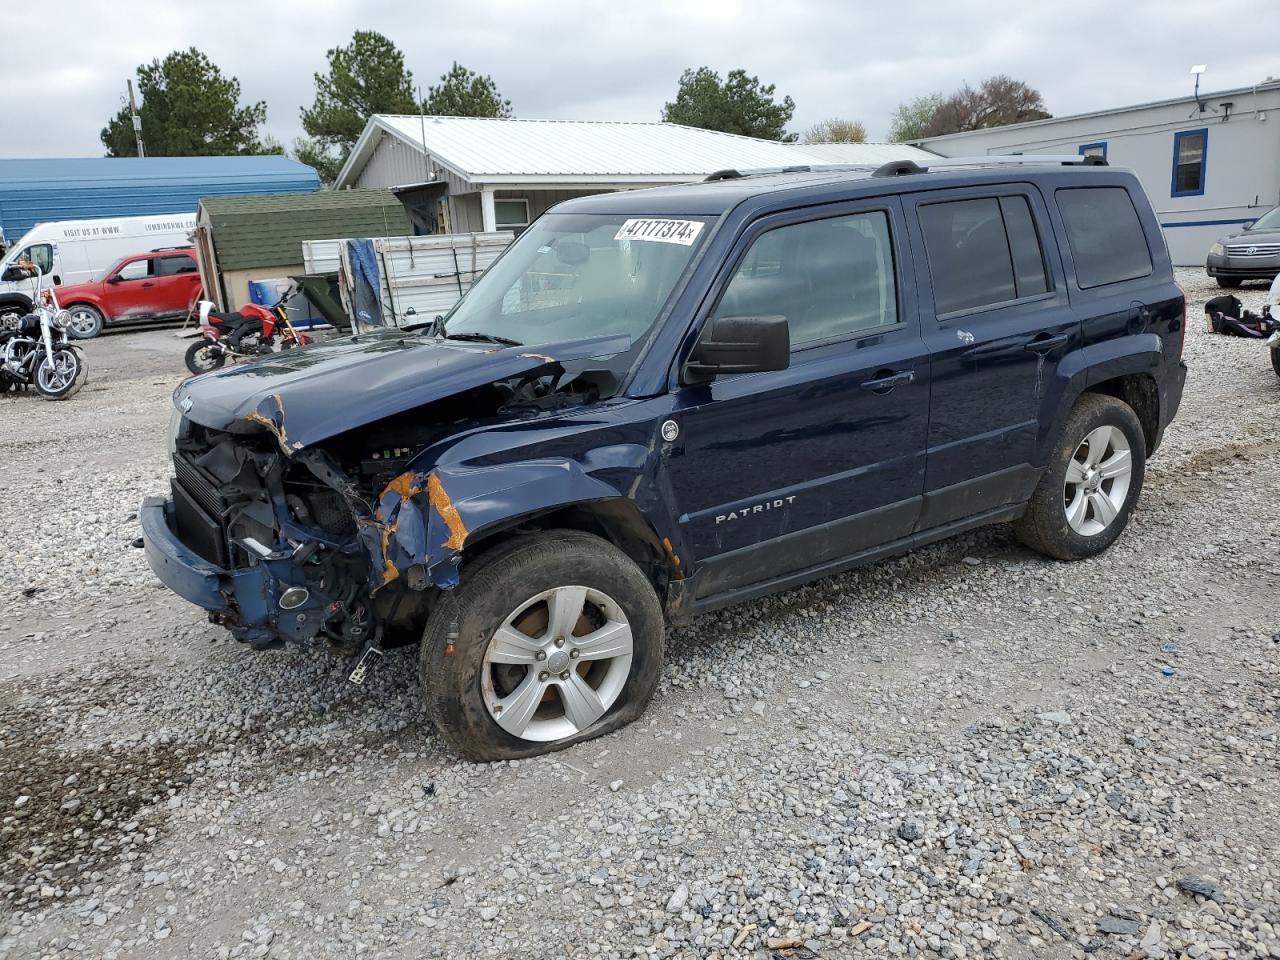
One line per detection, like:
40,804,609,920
173,453,226,520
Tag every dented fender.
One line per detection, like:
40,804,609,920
369,448,675,592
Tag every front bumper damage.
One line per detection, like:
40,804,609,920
143,461,472,650
143,333,642,650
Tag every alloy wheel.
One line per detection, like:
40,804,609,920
1063,424,1132,536
68,308,100,337
480,585,633,743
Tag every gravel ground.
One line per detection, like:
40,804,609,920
1,273,1278,960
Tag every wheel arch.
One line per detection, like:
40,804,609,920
63,297,106,315
0,293,32,315
1044,339,1166,461
1087,373,1160,453
461,497,677,604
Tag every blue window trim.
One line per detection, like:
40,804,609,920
1078,142,1107,159
1170,128,1208,198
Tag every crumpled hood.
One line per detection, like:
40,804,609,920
174,330,632,451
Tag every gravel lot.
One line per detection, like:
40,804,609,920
1,270,1278,960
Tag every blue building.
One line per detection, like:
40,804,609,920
0,156,320,242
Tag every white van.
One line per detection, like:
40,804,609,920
0,212,196,306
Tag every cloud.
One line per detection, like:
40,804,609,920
0,0,1270,157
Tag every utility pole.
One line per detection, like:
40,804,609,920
127,79,146,157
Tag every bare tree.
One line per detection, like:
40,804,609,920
801,118,867,143
923,75,1050,137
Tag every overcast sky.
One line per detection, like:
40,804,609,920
2,0,1274,158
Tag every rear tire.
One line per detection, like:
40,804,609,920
185,340,226,375
1215,277,1243,289
1015,393,1146,560
65,304,104,339
34,348,85,400
421,530,665,761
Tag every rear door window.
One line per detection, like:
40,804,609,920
156,255,197,276
1055,187,1152,289
918,195,1049,315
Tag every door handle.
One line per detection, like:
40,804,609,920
860,369,915,393
141,281,155,288
1024,332,1069,354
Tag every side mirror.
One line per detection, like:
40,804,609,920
684,315,790,384
1242,220,1256,231
2,265,34,283
106,274,121,284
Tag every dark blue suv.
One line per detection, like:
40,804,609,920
142,156,1187,759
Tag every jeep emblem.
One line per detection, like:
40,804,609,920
660,420,679,442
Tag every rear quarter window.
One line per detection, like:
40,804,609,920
1055,187,1153,289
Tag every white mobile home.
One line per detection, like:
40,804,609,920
335,116,935,236
912,79,1280,266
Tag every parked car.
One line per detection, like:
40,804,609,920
142,156,1187,760
1205,205,1280,287
0,213,196,323
55,247,201,338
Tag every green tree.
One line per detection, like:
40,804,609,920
801,118,867,143
101,48,272,157
297,30,417,183
888,93,945,142
423,63,512,118
661,67,796,141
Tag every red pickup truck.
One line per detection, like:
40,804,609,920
57,248,202,339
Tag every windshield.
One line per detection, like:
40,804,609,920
444,212,710,354
1249,207,1280,232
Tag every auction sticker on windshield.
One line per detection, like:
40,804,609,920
614,219,704,246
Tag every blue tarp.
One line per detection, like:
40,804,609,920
346,239,384,329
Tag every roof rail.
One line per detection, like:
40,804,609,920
703,163,875,182
872,154,1108,177
150,245,189,252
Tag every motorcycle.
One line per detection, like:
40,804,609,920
184,286,313,375
0,262,87,400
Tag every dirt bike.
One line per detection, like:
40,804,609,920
185,286,313,375
0,261,87,400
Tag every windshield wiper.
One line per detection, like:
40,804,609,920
445,332,523,347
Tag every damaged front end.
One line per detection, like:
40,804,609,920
142,333,633,653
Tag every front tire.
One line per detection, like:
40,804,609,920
184,340,226,375
421,530,665,761
1015,393,1146,560
1215,277,1242,289
65,304,104,339
34,348,85,400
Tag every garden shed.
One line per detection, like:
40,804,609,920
194,189,409,310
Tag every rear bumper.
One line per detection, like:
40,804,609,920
1154,361,1188,453
140,496,272,627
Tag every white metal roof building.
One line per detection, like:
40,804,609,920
335,116,936,235
911,79,1280,266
